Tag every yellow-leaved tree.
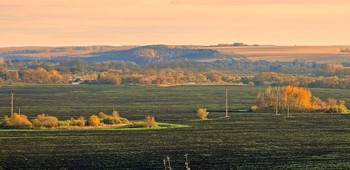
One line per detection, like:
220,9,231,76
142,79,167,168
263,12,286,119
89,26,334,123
197,106,209,120
255,85,348,113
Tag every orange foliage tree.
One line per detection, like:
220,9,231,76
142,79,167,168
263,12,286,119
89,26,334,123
5,113,32,128
256,85,348,113
32,114,59,128
89,115,100,126
256,86,313,112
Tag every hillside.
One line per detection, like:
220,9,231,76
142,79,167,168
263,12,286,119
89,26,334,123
0,45,233,65
83,45,231,65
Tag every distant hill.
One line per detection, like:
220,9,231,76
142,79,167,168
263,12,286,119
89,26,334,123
0,45,235,65
83,45,231,65
0,46,134,59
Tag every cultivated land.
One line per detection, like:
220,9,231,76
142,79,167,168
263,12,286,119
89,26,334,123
1,85,350,169
207,46,350,63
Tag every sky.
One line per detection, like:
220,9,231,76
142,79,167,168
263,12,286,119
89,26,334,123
1,0,350,47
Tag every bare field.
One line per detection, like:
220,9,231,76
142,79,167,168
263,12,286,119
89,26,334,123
206,46,350,63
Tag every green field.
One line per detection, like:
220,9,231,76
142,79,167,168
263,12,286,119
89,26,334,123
1,85,350,169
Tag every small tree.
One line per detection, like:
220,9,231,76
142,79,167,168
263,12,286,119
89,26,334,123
197,106,209,120
5,113,32,128
145,115,157,128
69,116,86,127
89,115,100,126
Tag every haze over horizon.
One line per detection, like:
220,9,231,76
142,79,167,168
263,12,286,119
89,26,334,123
1,0,350,47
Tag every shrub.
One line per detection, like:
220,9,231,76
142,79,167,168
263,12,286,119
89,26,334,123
251,105,258,112
5,113,32,128
32,114,59,128
120,118,129,124
145,115,157,128
58,120,72,127
89,115,100,126
70,116,86,126
98,112,109,119
98,110,128,125
330,105,348,114
197,107,209,120
101,117,121,124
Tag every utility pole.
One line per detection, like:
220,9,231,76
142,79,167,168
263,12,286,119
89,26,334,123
225,86,229,118
10,93,14,117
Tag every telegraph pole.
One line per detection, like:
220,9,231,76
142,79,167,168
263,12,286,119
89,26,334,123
225,86,229,118
10,93,14,117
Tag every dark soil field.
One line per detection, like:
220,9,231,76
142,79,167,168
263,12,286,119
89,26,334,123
1,85,350,169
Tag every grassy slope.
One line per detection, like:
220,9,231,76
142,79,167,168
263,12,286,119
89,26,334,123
0,85,350,169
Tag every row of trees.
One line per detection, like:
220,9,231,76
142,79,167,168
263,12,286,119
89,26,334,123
247,72,350,89
2,66,350,89
1,59,350,88
0,66,242,85
255,86,348,113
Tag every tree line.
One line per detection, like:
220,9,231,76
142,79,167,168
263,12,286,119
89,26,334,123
0,60,349,88
254,86,348,113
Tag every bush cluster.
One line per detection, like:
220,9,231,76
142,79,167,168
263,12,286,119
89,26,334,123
0,109,130,129
32,114,58,128
98,112,129,125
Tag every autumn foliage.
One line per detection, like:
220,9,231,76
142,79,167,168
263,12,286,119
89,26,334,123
5,113,32,128
32,114,59,128
145,115,157,128
98,111,128,124
255,86,348,113
88,115,100,126
197,106,209,120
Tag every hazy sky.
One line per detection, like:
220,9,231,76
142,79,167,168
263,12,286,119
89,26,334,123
1,0,350,46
